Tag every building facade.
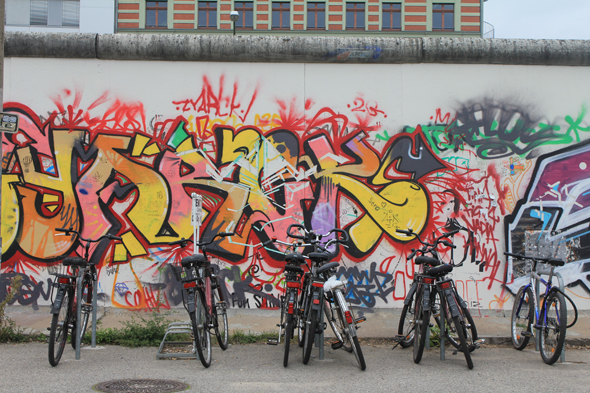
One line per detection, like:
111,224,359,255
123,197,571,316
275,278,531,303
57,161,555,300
118,0,484,37
5,0,115,34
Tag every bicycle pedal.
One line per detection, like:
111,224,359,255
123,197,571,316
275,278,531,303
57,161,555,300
355,317,366,324
521,330,534,338
323,322,327,330
267,339,279,345
393,335,405,343
475,339,485,345
331,341,344,350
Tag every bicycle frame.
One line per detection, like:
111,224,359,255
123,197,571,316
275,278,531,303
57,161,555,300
518,267,557,331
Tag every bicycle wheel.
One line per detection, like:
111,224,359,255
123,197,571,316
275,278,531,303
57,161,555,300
333,290,365,370
450,315,474,369
351,335,367,371
212,282,229,350
413,289,429,364
48,289,71,367
283,313,293,367
511,286,534,350
191,290,212,368
398,291,416,348
298,278,310,348
324,297,351,351
302,308,318,364
438,292,478,352
540,291,567,365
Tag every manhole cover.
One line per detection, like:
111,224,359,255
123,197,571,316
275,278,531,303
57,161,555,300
94,379,189,393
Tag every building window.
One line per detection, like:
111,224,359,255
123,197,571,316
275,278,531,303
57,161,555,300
346,3,364,30
62,0,80,27
307,2,325,30
272,2,290,29
382,3,401,31
146,1,167,29
234,2,253,29
198,1,217,28
30,0,80,27
433,4,453,31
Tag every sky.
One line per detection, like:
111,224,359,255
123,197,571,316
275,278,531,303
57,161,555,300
484,0,590,40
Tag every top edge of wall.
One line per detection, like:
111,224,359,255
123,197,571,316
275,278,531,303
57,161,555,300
5,32,590,66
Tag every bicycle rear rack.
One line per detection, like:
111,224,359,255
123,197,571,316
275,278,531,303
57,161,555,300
156,322,198,359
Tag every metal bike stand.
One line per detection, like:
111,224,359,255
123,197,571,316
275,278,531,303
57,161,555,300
556,272,566,363
315,309,325,360
92,280,97,348
156,322,198,359
439,308,446,361
75,272,83,360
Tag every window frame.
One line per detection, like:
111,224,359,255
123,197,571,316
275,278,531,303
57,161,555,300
198,1,218,29
234,1,254,29
307,2,325,30
432,3,454,31
382,2,401,31
146,1,168,29
272,2,291,30
346,2,365,31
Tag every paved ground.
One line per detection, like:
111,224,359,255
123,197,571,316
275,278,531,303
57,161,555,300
1,342,589,393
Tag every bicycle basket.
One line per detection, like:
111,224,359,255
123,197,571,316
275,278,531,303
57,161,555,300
47,263,67,276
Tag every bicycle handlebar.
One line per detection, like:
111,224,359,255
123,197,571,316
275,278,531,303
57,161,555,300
168,232,234,248
55,227,122,243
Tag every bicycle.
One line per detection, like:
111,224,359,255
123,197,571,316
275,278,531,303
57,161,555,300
48,227,121,367
396,229,479,353
396,228,475,369
505,252,578,365
285,224,366,370
168,231,233,368
264,238,307,367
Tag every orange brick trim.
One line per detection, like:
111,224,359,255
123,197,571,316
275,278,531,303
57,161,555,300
258,4,269,11
294,5,304,11
294,24,304,29
405,6,426,12
461,0,480,3
328,24,343,30
461,6,480,13
329,5,343,11
220,23,231,28
461,16,480,23
119,13,139,19
294,14,304,21
118,4,139,10
368,25,379,30
406,25,426,30
405,15,426,22
174,4,195,10
368,15,378,21
257,23,269,29
368,5,379,12
258,14,268,20
174,23,194,28
174,14,194,20
461,25,480,31
118,22,139,28
220,4,231,10
329,14,342,21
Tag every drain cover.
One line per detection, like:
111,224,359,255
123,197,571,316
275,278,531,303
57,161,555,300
94,379,189,393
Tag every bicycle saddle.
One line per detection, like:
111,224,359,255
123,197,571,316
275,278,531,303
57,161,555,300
285,253,306,264
308,252,331,262
547,258,565,267
63,257,87,267
284,264,304,273
181,254,209,268
426,264,452,277
415,256,440,267
317,261,339,275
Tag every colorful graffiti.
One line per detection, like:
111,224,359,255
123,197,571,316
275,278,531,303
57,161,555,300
1,78,590,311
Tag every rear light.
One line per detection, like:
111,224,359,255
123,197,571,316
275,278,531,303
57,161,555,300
439,281,452,289
183,282,197,289
313,299,320,305
423,277,435,285
312,282,323,288
345,311,353,324
286,282,300,289
288,303,294,314
58,278,69,284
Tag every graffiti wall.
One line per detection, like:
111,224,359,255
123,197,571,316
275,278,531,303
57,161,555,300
2,58,590,312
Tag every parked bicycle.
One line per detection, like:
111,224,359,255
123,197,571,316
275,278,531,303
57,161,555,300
396,228,478,369
168,232,233,368
264,238,307,367
48,228,121,367
285,224,366,370
505,252,578,365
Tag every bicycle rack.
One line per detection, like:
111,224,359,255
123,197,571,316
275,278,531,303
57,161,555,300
156,322,198,359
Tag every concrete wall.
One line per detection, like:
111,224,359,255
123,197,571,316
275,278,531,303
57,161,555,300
2,33,590,314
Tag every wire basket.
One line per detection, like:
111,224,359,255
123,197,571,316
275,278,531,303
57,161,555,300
47,263,67,276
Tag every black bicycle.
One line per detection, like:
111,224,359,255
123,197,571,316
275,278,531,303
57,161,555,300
396,228,476,369
48,228,121,367
168,232,233,368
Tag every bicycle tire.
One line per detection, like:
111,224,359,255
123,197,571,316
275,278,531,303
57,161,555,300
511,286,534,350
332,290,353,352
324,297,350,351
298,277,310,348
283,313,293,367
413,289,429,364
191,290,212,368
451,315,474,369
351,335,366,371
48,289,71,367
437,292,478,352
398,291,416,348
302,308,318,364
212,282,229,350
540,291,567,365
333,290,365,370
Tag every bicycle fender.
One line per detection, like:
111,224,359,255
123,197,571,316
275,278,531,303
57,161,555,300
51,288,66,314
444,289,461,318
422,286,431,310
186,291,196,313
404,283,417,306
